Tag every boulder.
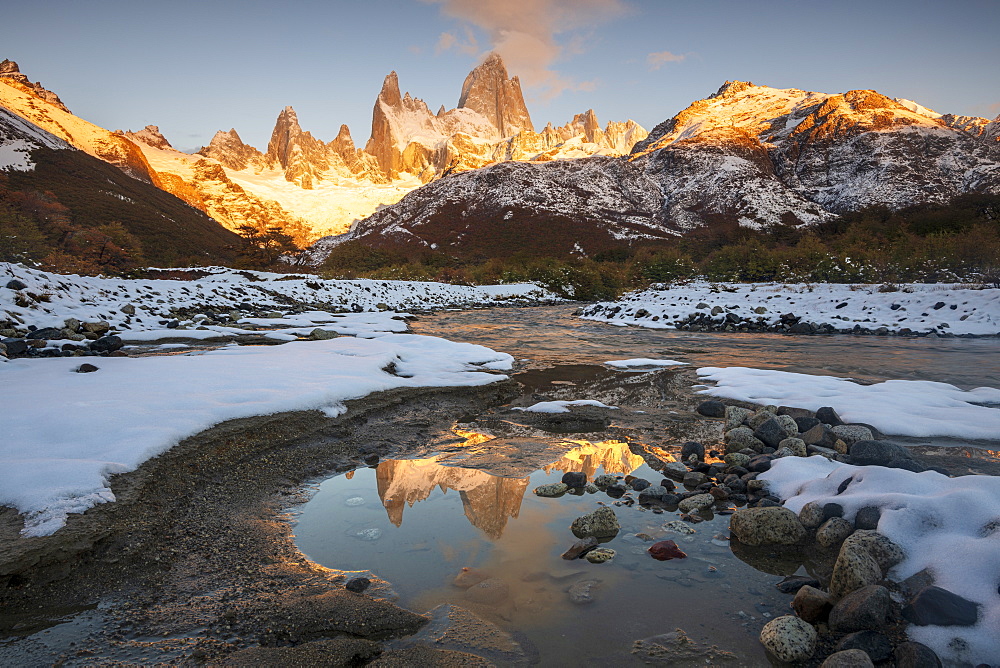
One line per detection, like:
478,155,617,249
754,417,791,448
593,474,616,487
695,400,726,418
832,424,873,445
849,440,923,470
662,462,689,480
798,501,827,529
570,506,620,539
682,471,708,487
82,320,111,335
794,416,821,433
678,493,715,513
819,649,875,668
533,483,568,497
835,630,892,663
759,615,816,663
89,335,123,353
729,507,806,546
894,641,942,668
561,536,599,559
802,423,839,448
792,585,832,622
680,441,705,462
746,454,773,473
310,328,338,340
585,548,615,564
628,477,651,491
816,517,854,549
27,326,63,340
775,575,820,594
648,540,687,561
725,426,763,453
853,506,881,530
5,279,27,290
816,406,845,426
724,405,752,431
902,585,979,626
842,530,905,571
829,585,892,632
778,437,807,457
829,542,882,598
637,485,671,503
723,453,751,468
561,471,587,488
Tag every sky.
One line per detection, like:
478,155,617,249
2,0,998,153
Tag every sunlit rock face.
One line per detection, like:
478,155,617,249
198,128,266,172
458,52,534,137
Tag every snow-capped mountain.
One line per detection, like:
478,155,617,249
1,54,646,244
307,80,999,261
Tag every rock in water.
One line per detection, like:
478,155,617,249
729,507,806,546
759,615,816,662
648,540,687,561
570,506,620,538
463,578,509,605
534,482,569,497
561,536,599,560
585,548,615,564
567,579,600,604
893,641,942,668
561,471,587,488
835,631,892,663
452,567,489,589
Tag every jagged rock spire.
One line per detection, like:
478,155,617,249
458,52,533,136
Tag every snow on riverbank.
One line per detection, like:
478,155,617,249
761,456,1000,664
580,282,1000,336
0,263,557,336
695,367,1000,439
1,334,514,537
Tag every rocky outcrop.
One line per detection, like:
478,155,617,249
0,59,70,113
457,52,533,137
121,125,173,151
197,128,266,172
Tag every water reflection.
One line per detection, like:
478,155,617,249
375,457,529,539
372,438,645,539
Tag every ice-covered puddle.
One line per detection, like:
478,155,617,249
292,436,797,665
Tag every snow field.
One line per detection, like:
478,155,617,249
1,333,514,537
580,282,1000,336
761,456,1000,664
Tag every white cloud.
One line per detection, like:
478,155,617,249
424,0,629,100
646,50,685,70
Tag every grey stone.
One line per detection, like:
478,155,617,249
817,517,854,549
593,474,616,487
775,575,820,594
680,441,705,462
819,649,875,668
310,328,338,340
842,530,905,571
748,410,777,430
585,547,615,564
829,585,892,632
799,501,827,529
662,462,689,480
121,303,136,315
628,477,651,491
850,440,923,471
729,506,806,546
778,437,807,457
567,579,600,604
561,471,587,488
678,493,715,513
682,471,708,487
723,453,750,468
637,485,671,503
82,320,111,335
754,417,790,448
794,416,821,433
777,406,814,419
759,615,816,662
570,506,620,539
817,406,845,426
6,279,27,290
854,506,881,530
902,586,979,626
829,541,882,598
533,483,568,497
833,424,874,445
76,363,99,373
724,405,752,431
696,400,726,418
89,335,123,353
724,426,763,453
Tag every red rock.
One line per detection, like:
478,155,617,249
648,540,688,561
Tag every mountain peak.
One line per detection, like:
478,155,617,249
378,71,402,108
121,124,173,150
458,52,533,136
0,59,20,75
0,57,71,113
711,80,757,98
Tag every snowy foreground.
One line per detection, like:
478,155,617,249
580,282,1000,336
762,457,1000,664
0,263,556,336
1,323,513,537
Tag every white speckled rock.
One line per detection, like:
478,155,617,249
816,517,854,549
678,493,715,512
820,649,875,668
760,615,817,662
799,501,827,529
730,507,807,546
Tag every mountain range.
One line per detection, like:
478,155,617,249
307,80,1000,262
0,55,646,248
2,55,999,268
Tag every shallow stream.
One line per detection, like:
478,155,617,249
292,305,1000,664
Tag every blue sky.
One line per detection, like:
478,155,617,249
3,0,998,153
